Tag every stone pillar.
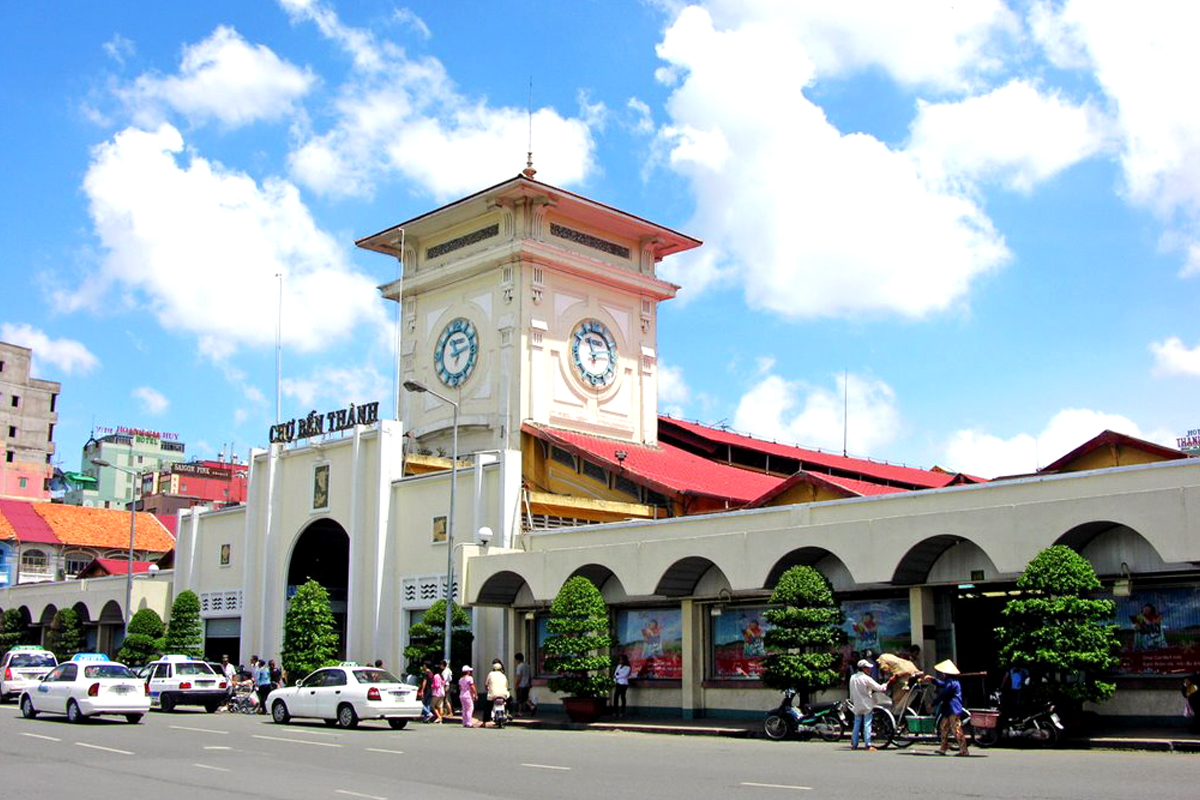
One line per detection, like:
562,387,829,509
680,599,703,719
908,586,937,671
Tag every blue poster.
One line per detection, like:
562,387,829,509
841,598,910,657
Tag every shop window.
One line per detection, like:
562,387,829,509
710,605,772,680
21,549,48,574
614,608,684,680
64,553,93,576
841,598,911,656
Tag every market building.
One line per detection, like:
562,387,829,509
2,172,1198,726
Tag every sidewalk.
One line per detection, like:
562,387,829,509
472,709,1200,752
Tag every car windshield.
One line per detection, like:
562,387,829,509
84,665,135,679
9,654,55,667
175,663,216,676
353,669,401,684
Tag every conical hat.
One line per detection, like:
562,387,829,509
934,659,960,675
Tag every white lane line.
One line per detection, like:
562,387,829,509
20,733,62,742
171,725,228,735
252,734,342,748
366,747,405,755
282,727,343,738
204,745,233,751
521,763,572,771
76,742,135,756
740,783,812,791
193,763,231,773
335,791,387,800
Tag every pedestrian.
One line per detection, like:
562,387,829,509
439,660,455,717
430,664,446,723
613,654,631,718
924,660,969,756
459,665,477,727
269,659,282,689
483,659,509,727
419,663,435,722
1182,672,1200,732
907,643,924,671
849,658,889,751
844,650,861,688
374,659,384,669
219,655,237,710
514,653,534,716
876,651,920,714
254,658,273,713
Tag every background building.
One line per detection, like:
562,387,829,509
65,429,186,508
137,458,249,516
0,341,60,502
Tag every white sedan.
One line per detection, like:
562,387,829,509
266,665,422,729
20,655,150,724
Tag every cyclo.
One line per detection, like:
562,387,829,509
871,678,976,749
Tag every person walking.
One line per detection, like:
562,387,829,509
613,654,631,718
458,665,477,727
254,658,273,714
483,659,509,727
419,663,435,722
924,660,969,756
430,665,446,723
219,655,237,710
513,653,534,716
268,659,282,689
439,661,455,717
849,658,889,751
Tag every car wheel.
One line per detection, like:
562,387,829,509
125,714,143,725
67,700,87,724
271,701,291,724
337,703,359,729
205,703,220,714
388,719,408,730
20,695,38,719
159,693,176,713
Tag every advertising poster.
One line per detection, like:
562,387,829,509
841,598,911,658
1110,587,1200,674
711,606,773,679
615,608,683,679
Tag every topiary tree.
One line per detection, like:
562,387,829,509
544,576,614,699
995,545,1120,706
0,608,32,656
117,608,165,665
761,565,845,696
162,590,204,659
403,599,473,674
45,608,85,661
281,579,339,684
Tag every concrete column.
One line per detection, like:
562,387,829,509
373,420,401,663
238,448,266,663
680,599,703,720
346,425,364,660
908,586,937,671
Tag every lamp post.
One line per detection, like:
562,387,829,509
402,379,458,666
91,458,139,637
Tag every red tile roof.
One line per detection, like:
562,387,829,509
747,471,910,507
77,558,157,577
0,501,175,553
659,416,960,488
1037,429,1190,474
524,423,784,504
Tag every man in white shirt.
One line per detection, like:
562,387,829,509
849,658,889,750
219,655,237,709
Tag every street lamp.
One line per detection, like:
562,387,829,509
402,379,458,666
91,458,139,637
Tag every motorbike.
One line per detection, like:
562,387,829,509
764,688,846,741
490,695,509,728
971,691,1063,748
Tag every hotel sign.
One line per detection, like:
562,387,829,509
269,401,381,444
173,463,234,480
1178,428,1200,453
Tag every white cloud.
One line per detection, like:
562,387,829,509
1150,336,1200,378
281,0,596,200
0,323,100,376
653,6,1009,318
703,0,1020,92
132,386,169,415
392,8,432,40
909,80,1109,192
732,371,900,456
282,365,390,410
64,124,387,359
944,408,1175,478
657,362,691,417
103,34,135,66
627,98,654,135
1030,1,1200,270
120,26,315,128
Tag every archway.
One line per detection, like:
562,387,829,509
654,556,729,597
764,547,855,592
1056,521,1168,575
72,602,97,652
98,600,124,657
475,570,531,605
567,563,630,604
892,535,985,585
287,518,350,659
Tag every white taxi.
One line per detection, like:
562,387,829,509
1,646,58,703
266,664,422,729
145,654,228,712
19,653,150,724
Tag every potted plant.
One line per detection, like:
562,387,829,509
544,576,614,722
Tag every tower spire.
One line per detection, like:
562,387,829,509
522,76,537,178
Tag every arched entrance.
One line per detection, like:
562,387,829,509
287,518,350,659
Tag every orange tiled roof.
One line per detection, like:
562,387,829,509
32,504,175,552
0,509,15,542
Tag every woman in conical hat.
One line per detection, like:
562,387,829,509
934,659,960,675
924,660,968,755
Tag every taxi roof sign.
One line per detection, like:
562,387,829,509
70,653,111,662
10,645,47,651
339,661,360,667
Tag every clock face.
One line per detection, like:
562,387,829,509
434,317,478,387
571,319,618,388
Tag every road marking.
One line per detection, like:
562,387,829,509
76,742,135,755
252,734,342,748
20,733,62,742
366,747,405,755
193,763,231,772
521,763,571,771
204,746,233,750
740,783,812,792
171,725,228,735
283,727,343,737
335,791,386,800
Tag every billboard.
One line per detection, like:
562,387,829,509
615,608,683,680
1110,587,1200,674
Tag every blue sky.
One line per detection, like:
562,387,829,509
3,0,1200,479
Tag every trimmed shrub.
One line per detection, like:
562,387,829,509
762,566,845,695
0,608,32,656
403,599,473,673
281,579,339,683
118,608,165,665
544,576,614,699
45,608,85,661
163,590,204,659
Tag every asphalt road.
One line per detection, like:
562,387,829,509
1,705,1195,800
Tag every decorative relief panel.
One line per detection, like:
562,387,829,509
401,574,460,608
550,222,631,259
425,223,499,260
200,590,243,618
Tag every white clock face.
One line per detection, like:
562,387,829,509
571,319,618,388
434,317,478,387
